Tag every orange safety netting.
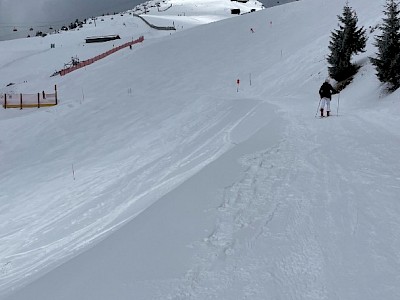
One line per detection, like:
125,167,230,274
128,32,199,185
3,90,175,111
60,36,144,76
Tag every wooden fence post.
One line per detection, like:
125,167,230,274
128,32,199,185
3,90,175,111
4,94,6,109
38,93,40,108
20,94,23,110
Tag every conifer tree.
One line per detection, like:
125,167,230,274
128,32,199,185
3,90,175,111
327,4,367,82
371,0,400,90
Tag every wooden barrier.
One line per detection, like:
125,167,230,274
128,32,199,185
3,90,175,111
2,85,58,109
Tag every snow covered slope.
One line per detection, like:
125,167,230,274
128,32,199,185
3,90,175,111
1,0,400,299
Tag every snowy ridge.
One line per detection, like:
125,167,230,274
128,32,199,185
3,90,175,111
1,0,400,299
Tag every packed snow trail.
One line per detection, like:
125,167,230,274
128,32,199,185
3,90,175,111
0,0,264,292
5,94,400,300
160,100,400,300
1,101,285,300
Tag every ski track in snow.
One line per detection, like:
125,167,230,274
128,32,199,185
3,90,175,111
161,121,329,299
157,107,400,300
0,98,250,292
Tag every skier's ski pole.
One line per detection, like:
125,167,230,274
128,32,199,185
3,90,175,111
315,98,322,118
337,92,340,117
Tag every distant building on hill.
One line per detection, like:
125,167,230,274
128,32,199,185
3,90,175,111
85,35,121,43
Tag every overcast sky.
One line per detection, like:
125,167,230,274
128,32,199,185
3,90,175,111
0,0,140,24
0,0,291,27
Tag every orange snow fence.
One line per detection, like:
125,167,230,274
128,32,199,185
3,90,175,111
59,36,144,76
1,85,58,109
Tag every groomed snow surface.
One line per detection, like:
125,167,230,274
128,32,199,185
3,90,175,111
1,0,400,299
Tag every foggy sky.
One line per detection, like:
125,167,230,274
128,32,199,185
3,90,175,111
0,0,291,27
0,0,139,25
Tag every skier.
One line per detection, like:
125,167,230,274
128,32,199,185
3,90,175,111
318,79,337,117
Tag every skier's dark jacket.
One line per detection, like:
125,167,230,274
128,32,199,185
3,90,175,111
319,82,336,99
